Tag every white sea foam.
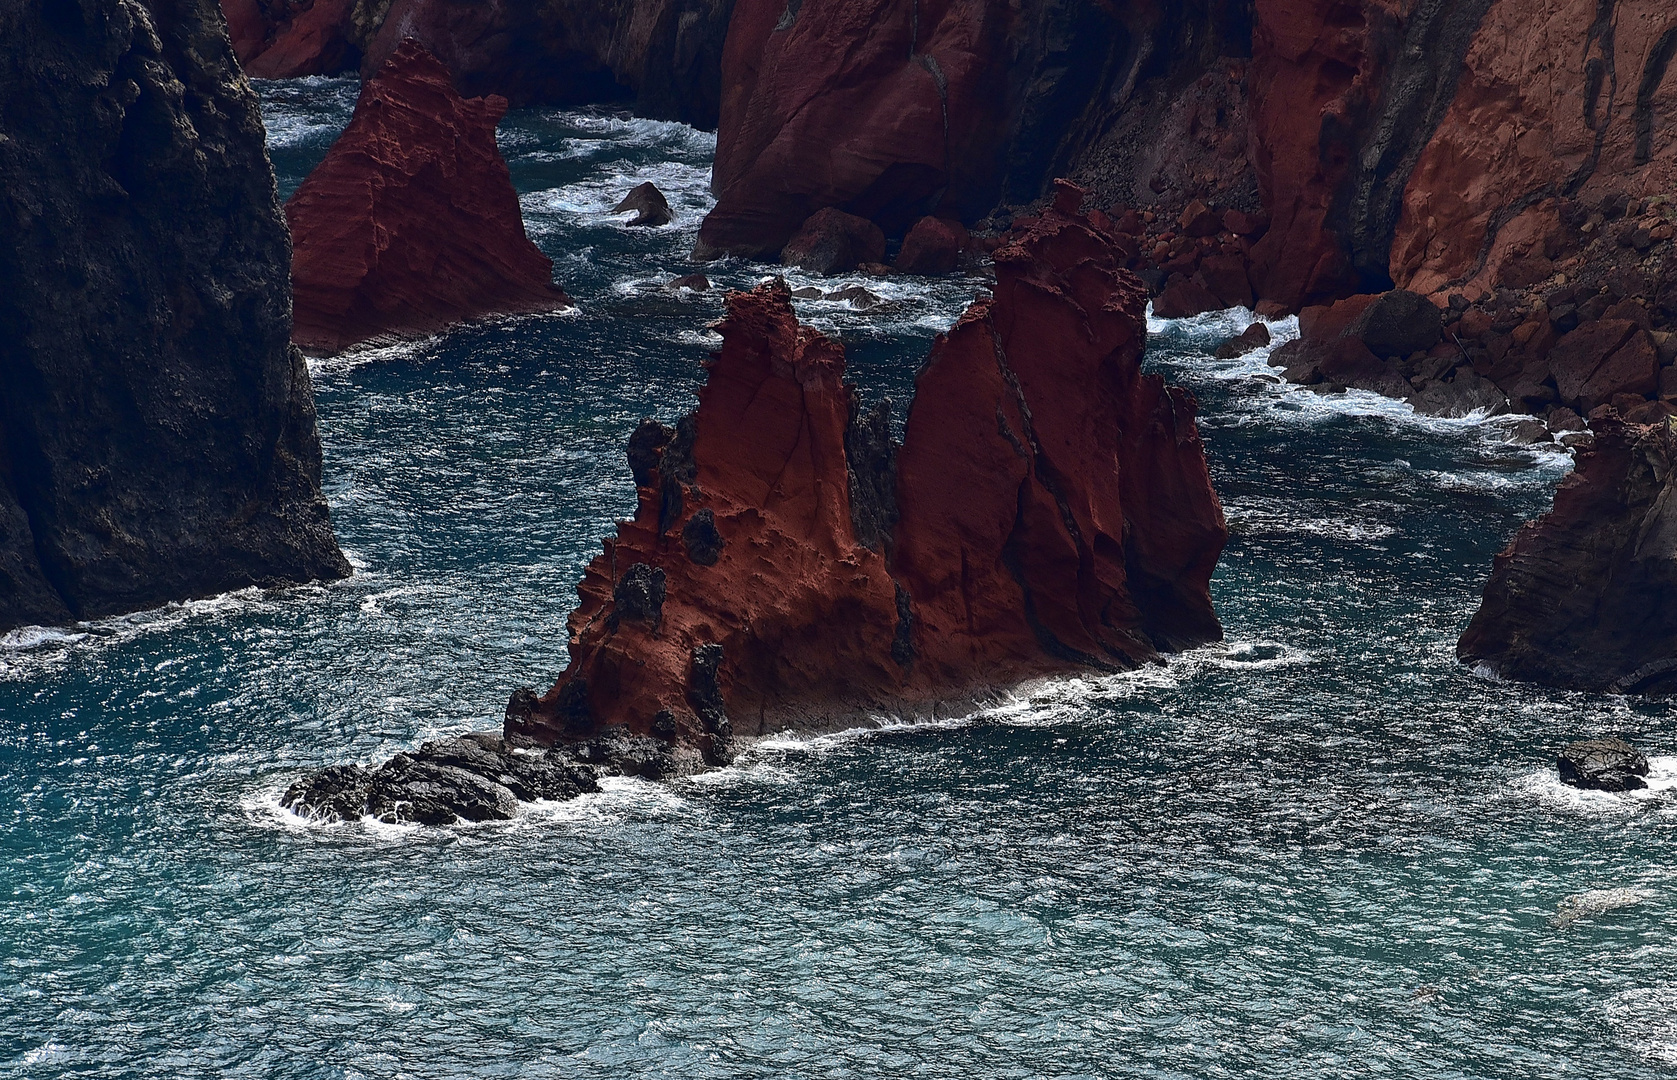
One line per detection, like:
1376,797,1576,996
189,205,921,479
520,160,715,233
242,764,695,840
1607,987,1677,1064
1512,754,1677,812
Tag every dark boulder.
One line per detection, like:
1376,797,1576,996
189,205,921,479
670,274,711,291
1153,275,1225,319
612,182,673,226
781,208,886,275
1213,323,1272,359
281,733,601,825
1557,737,1650,792
824,285,887,309
894,217,966,276
1346,290,1443,359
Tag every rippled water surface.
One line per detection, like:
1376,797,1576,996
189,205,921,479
3,80,1675,1079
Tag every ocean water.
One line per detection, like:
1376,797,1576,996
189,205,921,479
2,79,1675,1079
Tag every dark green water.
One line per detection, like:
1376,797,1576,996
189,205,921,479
2,78,1674,1079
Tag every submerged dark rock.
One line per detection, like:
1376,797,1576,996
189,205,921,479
1557,737,1650,792
282,733,605,825
612,182,673,226
0,0,349,633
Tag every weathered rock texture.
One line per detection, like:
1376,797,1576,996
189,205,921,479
505,190,1226,756
0,0,349,633
1458,415,1677,694
285,40,571,355
1557,736,1650,791
695,0,1255,259
225,0,735,126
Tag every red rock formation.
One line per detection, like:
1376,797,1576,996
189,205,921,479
285,40,570,355
223,0,732,125
1391,0,1677,299
894,184,1227,680
223,0,359,78
1459,414,1677,693
508,190,1227,751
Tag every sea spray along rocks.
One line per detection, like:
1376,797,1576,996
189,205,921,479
0,0,349,633
1458,415,1677,694
1556,737,1651,792
285,40,571,355
225,0,735,126
506,187,1227,751
285,188,1229,823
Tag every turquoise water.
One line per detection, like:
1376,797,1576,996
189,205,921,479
3,80,1676,1078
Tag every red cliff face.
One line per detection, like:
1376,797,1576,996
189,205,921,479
284,40,570,355
223,0,363,78
1459,415,1677,694
695,0,1004,259
1391,0,1677,299
693,0,1245,259
223,0,734,126
509,190,1227,754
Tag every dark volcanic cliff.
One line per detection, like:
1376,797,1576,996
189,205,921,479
505,191,1227,754
1459,416,1677,695
0,0,349,633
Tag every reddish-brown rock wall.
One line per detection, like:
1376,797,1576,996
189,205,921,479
1459,414,1677,693
510,193,1227,751
1391,0,1677,298
224,0,734,126
284,40,570,355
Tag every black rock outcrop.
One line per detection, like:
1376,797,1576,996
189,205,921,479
282,729,688,825
1459,416,1677,693
0,0,349,633
1557,737,1651,792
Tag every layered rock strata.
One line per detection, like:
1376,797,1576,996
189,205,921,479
0,0,349,633
1458,415,1677,694
225,0,734,126
506,187,1227,755
285,40,571,355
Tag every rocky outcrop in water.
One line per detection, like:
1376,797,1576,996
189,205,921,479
0,0,349,633
1458,415,1677,693
282,733,605,824
498,186,1226,758
225,0,735,126
285,40,571,355
1556,737,1650,791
